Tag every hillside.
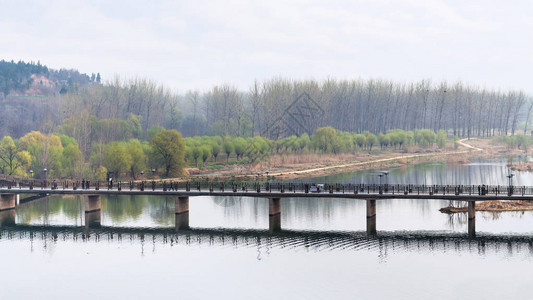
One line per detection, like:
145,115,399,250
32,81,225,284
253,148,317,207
0,59,101,138
0,59,99,98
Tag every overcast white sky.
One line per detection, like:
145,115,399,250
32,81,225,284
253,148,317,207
0,0,531,94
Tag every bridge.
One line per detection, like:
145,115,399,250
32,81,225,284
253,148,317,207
1,179,533,237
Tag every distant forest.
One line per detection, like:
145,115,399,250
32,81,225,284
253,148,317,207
0,59,100,137
1,59,532,145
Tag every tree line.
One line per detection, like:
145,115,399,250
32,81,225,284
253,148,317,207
0,60,49,98
0,126,448,180
1,60,531,144
0,129,185,180
57,77,531,143
196,79,530,139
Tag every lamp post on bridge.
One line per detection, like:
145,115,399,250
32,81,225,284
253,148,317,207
29,170,33,190
43,168,47,188
151,169,156,191
507,173,514,196
381,171,389,192
377,173,384,194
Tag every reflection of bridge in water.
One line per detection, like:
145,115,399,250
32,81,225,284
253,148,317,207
1,223,532,256
2,181,533,237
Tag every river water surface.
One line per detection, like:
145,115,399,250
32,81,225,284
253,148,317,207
1,159,533,299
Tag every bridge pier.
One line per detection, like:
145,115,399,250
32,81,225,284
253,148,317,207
85,195,101,228
175,196,190,230
269,198,281,233
0,209,15,226
0,194,16,211
468,201,476,238
366,199,377,236
85,195,101,213
85,211,101,228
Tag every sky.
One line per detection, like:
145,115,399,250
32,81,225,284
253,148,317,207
0,0,532,94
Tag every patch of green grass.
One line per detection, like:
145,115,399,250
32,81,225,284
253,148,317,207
206,165,224,169
226,160,248,166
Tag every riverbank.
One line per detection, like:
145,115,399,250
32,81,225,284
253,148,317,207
185,138,505,181
440,200,533,213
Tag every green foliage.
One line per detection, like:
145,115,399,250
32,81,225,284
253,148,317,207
103,142,132,177
200,146,212,165
353,134,366,150
366,133,378,152
0,136,31,175
416,129,436,147
233,137,247,159
57,134,78,148
378,133,390,150
312,127,340,154
147,125,165,140
436,130,447,148
496,135,532,152
61,143,82,178
223,141,234,162
405,131,415,146
149,129,186,177
128,114,143,139
192,147,201,167
246,136,271,161
210,142,221,162
19,131,63,178
126,139,147,179
0,124,463,181
387,129,407,149
94,165,107,181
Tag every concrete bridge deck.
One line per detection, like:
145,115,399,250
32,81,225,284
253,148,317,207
0,186,532,201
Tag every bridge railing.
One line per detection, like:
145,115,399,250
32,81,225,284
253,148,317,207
1,177,533,197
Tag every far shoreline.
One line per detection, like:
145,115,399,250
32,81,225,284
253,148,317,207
182,138,506,181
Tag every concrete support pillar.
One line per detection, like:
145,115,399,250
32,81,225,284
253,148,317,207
269,197,281,216
85,195,101,213
0,194,16,211
269,215,281,233
269,198,281,233
175,196,190,230
366,199,377,236
468,201,476,238
85,211,101,228
0,209,15,226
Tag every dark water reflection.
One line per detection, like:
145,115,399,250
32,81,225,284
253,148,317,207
2,225,533,257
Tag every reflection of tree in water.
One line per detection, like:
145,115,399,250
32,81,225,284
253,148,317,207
213,196,250,222
149,196,174,226
213,196,238,207
104,195,146,222
480,211,527,221
104,195,176,226
446,212,467,230
16,195,84,225
445,200,466,208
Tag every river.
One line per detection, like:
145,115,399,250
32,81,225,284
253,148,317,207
1,158,532,299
